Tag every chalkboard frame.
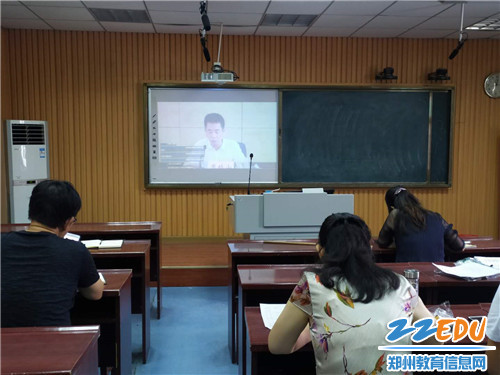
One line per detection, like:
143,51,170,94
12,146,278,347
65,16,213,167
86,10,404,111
144,83,454,189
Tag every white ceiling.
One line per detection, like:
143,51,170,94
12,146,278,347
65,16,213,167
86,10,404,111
1,0,500,39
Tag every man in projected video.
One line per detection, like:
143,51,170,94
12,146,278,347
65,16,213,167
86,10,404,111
195,113,247,168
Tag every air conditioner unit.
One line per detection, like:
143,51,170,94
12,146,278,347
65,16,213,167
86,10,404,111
5,120,50,223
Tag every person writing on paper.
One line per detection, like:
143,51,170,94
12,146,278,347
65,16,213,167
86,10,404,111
377,186,464,262
268,213,439,374
1,180,104,327
486,285,500,375
194,112,247,168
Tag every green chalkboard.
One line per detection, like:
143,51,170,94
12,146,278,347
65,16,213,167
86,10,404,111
281,88,453,185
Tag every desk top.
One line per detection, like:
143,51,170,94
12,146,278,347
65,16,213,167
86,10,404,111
369,239,500,258
408,262,500,287
245,304,490,352
238,264,308,289
229,239,500,258
236,263,421,288
1,221,162,234
229,240,317,256
1,325,100,374
90,240,151,256
99,269,132,296
236,263,420,289
237,263,500,289
463,239,500,251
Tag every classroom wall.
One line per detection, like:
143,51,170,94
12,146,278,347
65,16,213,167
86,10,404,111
2,31,11,224
1,29,499,240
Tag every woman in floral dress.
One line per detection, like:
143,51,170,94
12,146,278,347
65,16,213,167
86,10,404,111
268,213,438,374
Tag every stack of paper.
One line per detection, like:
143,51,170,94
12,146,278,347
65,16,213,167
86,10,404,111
433,262,500,280
474,256,500,270
81,239,124,249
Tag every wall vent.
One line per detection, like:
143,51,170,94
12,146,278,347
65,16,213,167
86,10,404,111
11,123,45,145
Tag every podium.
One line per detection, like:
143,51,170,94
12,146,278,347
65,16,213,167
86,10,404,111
228,193,354,240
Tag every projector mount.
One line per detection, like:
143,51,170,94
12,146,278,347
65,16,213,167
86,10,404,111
201,23,239,83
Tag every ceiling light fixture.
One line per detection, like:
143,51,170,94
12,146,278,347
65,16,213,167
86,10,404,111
466,17,500,31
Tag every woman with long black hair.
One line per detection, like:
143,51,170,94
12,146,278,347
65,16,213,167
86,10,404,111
377,186,464,262
268,213,438,375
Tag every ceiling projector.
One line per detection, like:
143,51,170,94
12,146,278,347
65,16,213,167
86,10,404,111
201,71,234,83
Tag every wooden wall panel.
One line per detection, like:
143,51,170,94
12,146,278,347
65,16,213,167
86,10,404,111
1,29,499,240
1,31,11,224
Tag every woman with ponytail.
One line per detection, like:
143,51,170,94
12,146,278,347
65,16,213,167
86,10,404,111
377,186,464,262
268,213,438,374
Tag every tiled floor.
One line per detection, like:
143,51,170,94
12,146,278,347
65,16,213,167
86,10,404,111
132,287,238,375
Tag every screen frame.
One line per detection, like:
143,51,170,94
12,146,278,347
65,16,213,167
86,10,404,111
144,83,454,189
144,82,281,189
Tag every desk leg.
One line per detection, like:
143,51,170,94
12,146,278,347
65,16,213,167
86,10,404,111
246,316,258,375
238,284,247,375
143,287,151,364
228,281,234,363
157,282,162,320
143,260,151,364
229,262,238,363
151,241,162,320
119,277,132,375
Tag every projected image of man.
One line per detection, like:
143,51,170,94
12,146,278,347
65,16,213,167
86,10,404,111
195,113,246,168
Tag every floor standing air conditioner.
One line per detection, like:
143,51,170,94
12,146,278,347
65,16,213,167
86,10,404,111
5,120,49,223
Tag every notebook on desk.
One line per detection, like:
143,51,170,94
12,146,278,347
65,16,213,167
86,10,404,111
82,239,124,249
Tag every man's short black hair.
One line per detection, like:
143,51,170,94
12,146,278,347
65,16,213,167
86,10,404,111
204,113,225,129
28,180,82,230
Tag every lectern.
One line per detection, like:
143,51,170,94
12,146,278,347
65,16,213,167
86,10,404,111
228,192,354,239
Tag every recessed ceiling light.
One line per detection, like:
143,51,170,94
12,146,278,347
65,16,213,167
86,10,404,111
261,14,317,27
466,17,500,31
89,8,151,23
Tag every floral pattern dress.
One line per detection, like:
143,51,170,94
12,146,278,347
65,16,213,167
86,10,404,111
290,271,417,375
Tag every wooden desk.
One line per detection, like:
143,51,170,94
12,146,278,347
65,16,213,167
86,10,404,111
237,263,500,375
90,240,150,364
1,325,100,375
1,221,163,319
407,261,500,304
228,240,318,363
460,238,500,256
244,304,490,375
371,238,500,262
71,269,132,375
228,238,500,363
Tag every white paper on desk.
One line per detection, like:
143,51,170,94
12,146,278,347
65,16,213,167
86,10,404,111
474,257,500,271
99,240,123,249
433,262,500,279
64,232,80,241
464,243,477,249
81,239,102,249
260,303,286,329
